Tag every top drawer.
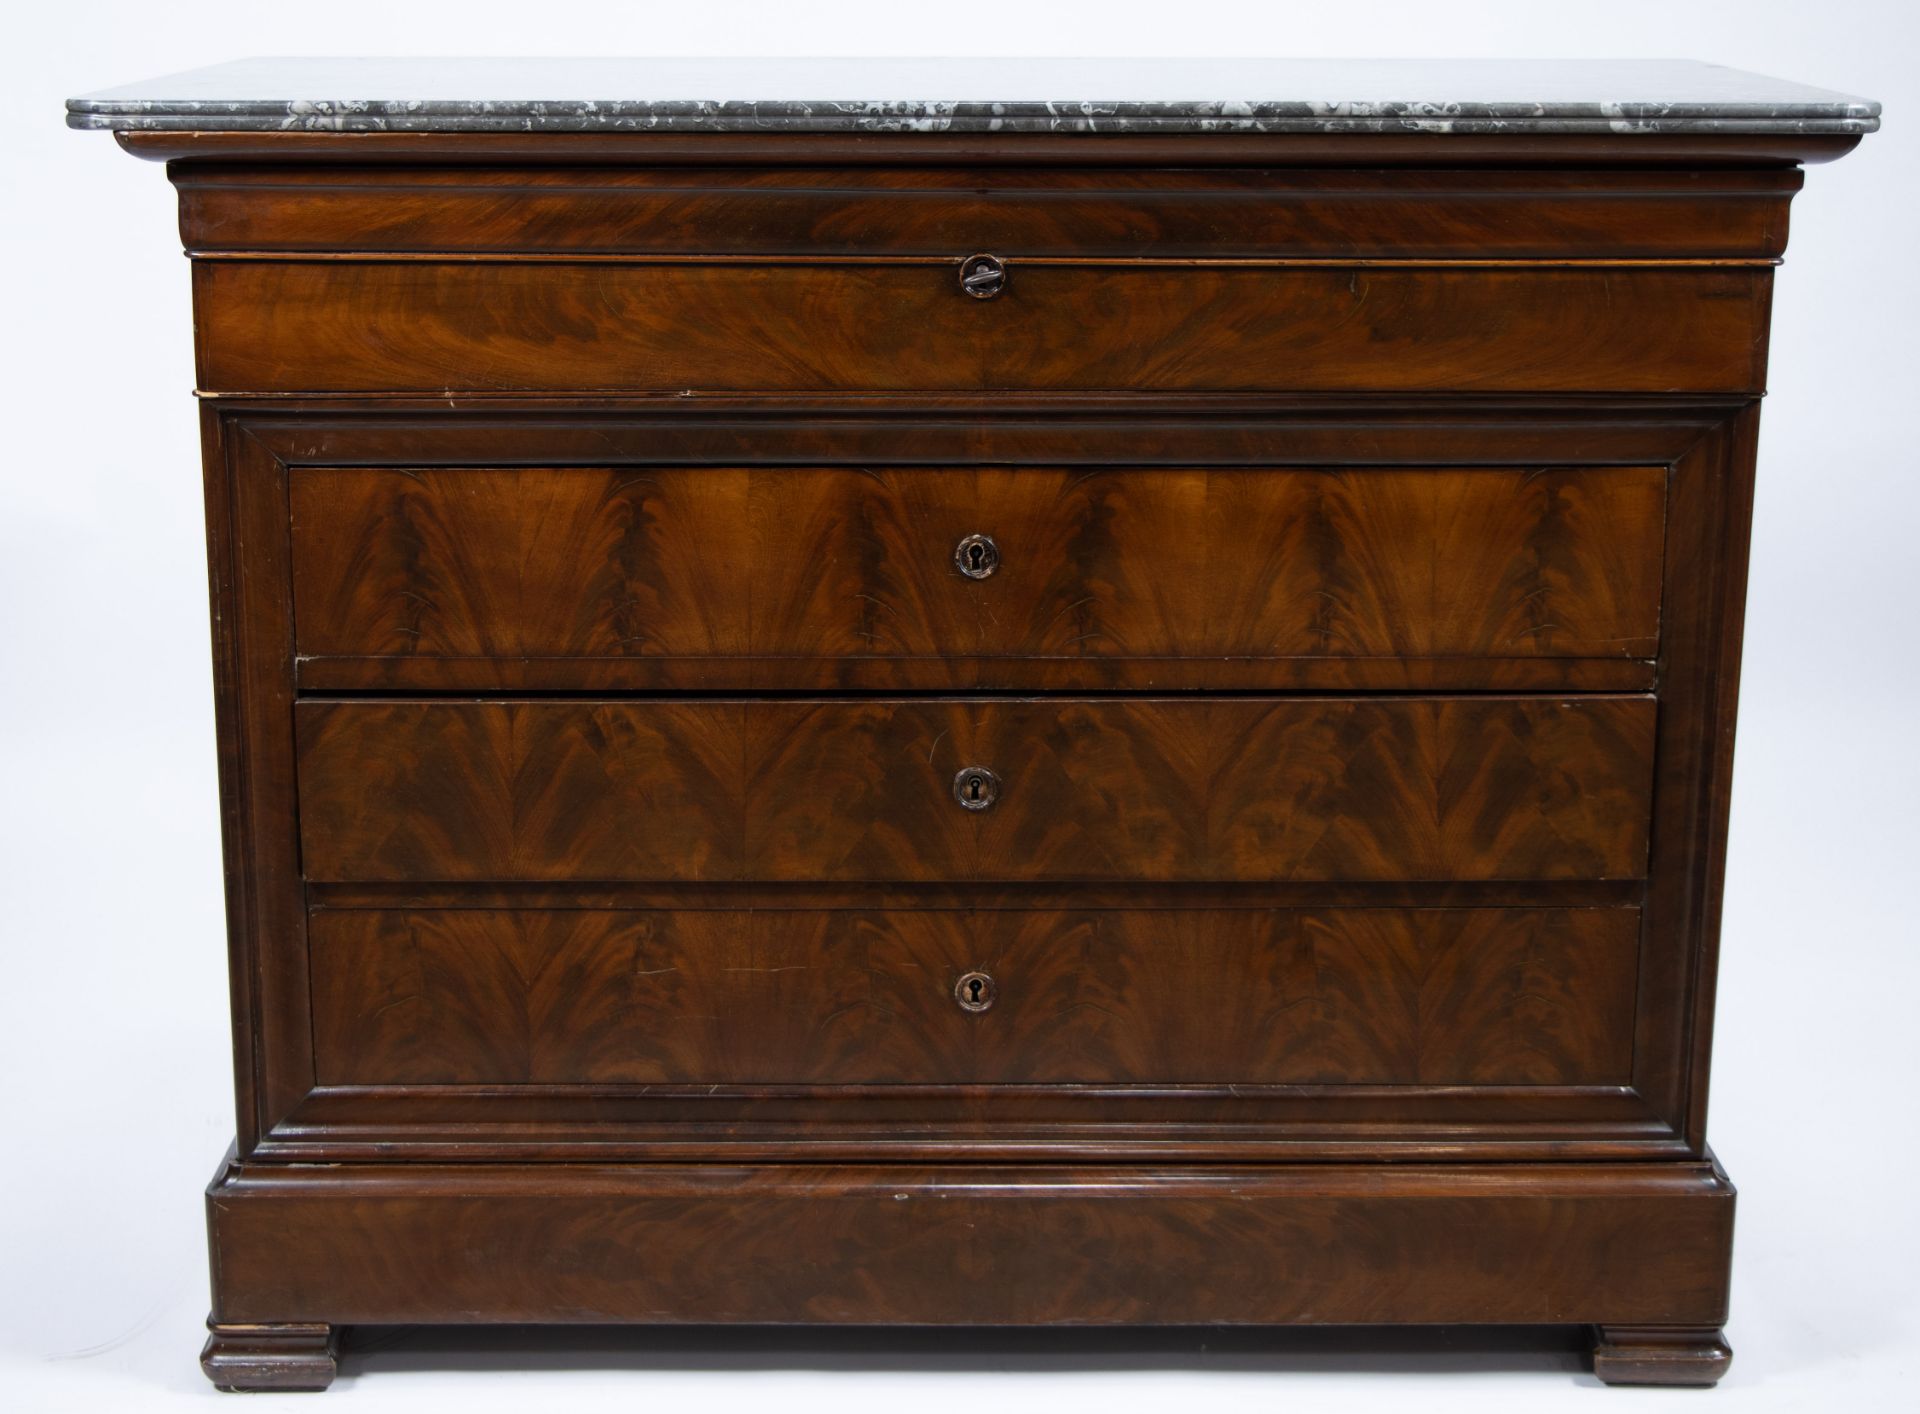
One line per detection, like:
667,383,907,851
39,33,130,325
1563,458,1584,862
192,259,1769,396
175,166,1797,261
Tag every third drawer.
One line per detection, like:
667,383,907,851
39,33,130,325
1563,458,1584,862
308,905,1640,1087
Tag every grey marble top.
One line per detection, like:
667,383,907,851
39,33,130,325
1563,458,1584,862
67,58,1879,136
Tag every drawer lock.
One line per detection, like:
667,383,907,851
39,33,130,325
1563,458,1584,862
954,971,997,1013
959,253,1008,299
952,766,1001,811
954,533,1000,579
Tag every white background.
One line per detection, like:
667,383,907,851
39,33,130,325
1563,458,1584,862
3,2,1915,1409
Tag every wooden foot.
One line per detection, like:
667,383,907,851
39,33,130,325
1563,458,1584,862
201,1321,339,1393
1592,1325,1731,1387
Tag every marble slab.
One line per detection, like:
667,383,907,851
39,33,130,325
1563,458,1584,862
67,57,1879,135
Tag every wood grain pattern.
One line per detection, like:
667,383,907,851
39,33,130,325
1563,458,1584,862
295,700,747,883
207,417,314,1140
292,466,752,659
297,655,1656,693
173,164,1797,259
192,261,1770,395
289,464,1666,670
1591,1325,1733,1386
1640,408,1762,1152
222,402,1731,1166
308,906,1639,1087
205,1157,1738,1329
265,1080,1681,1166
85,100,1860,1373
295,697,1656,883
262,1088,1683,1168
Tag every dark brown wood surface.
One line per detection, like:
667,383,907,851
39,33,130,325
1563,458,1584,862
309,905,1639,1086
227,406,1718,1163
263,1085,1684,1168
289,464,1666,669
201,1322,338,1394
1591,1326,1735,1387
300,654,1656,693
192,260,1771,395
196,397,1754,1379
89,103,1857,1379
205,1156,1736,1329
174,164,1798,258
294,696,1656,883
267,1076,1682,1165
125,124,1863,166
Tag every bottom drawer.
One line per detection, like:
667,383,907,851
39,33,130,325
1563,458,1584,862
310,907,1638,1088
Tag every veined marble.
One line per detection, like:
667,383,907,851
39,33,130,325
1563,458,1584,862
67,57,1880,135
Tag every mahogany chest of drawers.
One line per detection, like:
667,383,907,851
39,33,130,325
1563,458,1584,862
69,57,1878,1391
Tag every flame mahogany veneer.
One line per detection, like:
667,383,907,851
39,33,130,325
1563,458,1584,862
73,64,1875,1387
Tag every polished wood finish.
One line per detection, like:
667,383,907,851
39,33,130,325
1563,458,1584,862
79,106,1863,1383
1591,1326,1734,1387
192,261,1771,396
265,1082,1686,1166
300,654,1655,693
174,165,1799,259
223,408,1722,1168
289,464,1666,671
119,126,1865,166
205,1156,1736,1328
309,906,1639,1086
200,1322,339,1393
294,696,1656,883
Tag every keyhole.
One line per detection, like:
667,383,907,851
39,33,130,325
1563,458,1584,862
955,970,996,1012
954,533,999,579
952,766,999,811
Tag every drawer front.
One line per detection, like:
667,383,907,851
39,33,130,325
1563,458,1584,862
295,696,1655,883
194,260,1768,395
309,906,1640,1087
177,166,1795,260
290,465,1665,673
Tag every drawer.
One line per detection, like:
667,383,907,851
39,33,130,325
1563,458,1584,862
194,260,1769,395
290,464,1666,686
176,166,1795,260
309,906,1640,1087
294,696,1655,883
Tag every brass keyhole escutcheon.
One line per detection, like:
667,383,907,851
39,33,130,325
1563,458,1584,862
954,533,999,580
959,253,1007,299
955,971,996,1013
952,766,1001,811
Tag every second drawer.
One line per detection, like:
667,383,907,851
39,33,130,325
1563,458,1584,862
295,696,1656,883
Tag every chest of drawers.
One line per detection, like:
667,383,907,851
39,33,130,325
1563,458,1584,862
69,57,1877,1391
